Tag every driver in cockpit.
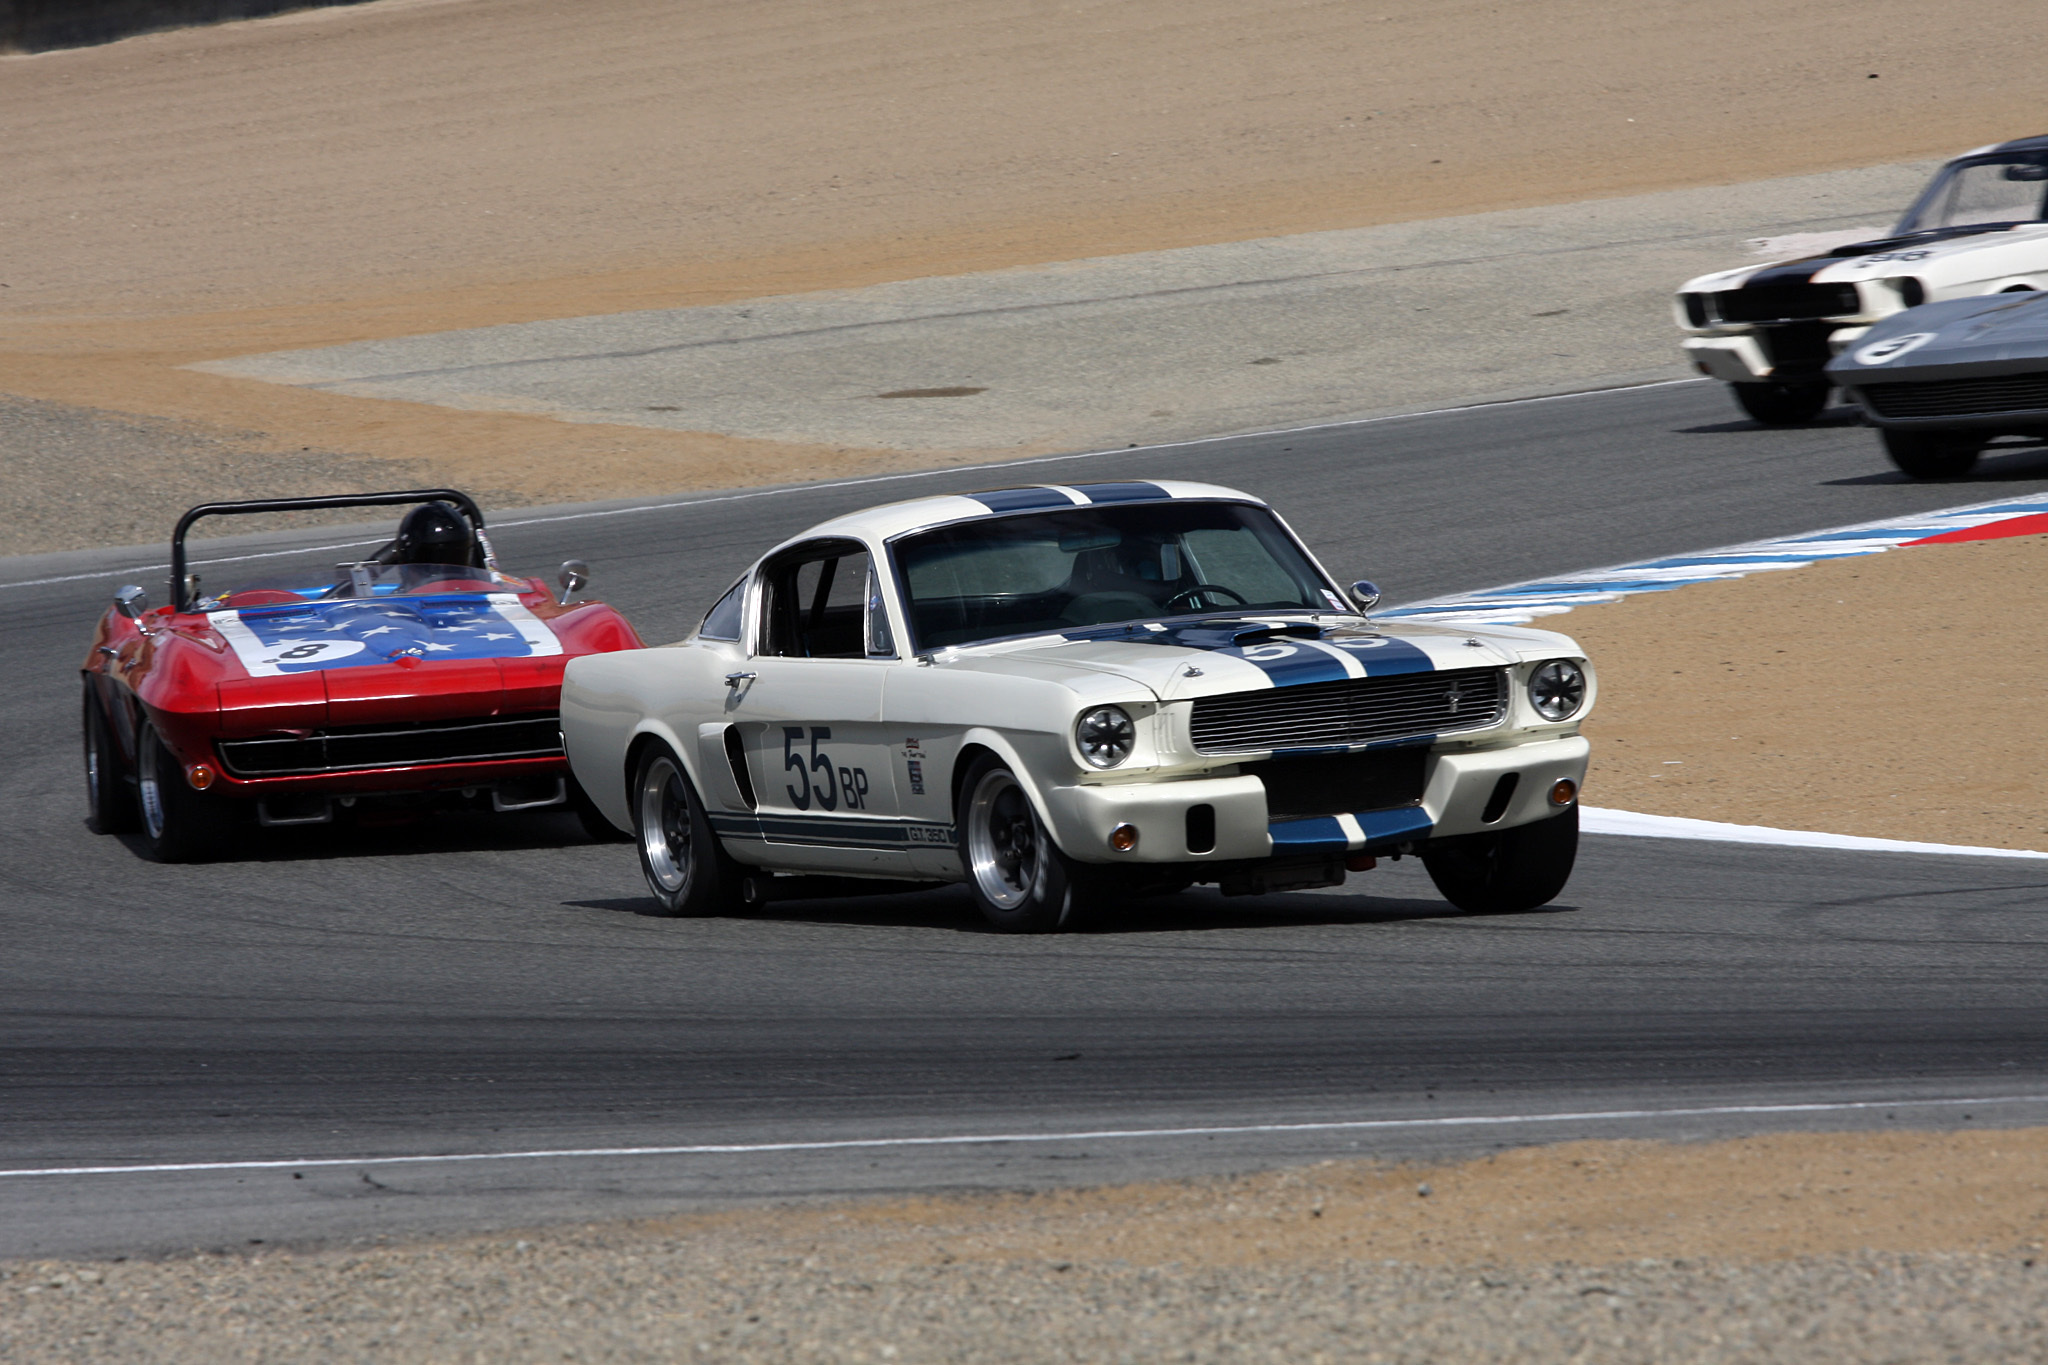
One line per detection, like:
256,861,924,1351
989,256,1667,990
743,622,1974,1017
374,501,484,569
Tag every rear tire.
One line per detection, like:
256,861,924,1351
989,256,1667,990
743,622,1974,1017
1421,805,1578,914
958,754,1098,932
136,721,232,863
83,685,138,834
1733,380,1831,425
1881,427,1983,479
632,745,746,916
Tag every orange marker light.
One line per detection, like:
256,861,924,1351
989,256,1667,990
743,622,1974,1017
186,762,217,791
1549,778,1578,807
1109,824,1139,852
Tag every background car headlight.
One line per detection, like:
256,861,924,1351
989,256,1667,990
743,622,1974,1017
1076,705,1136,768
1528,660,1586,721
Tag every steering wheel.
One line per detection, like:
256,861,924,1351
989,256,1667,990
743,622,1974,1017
1163,583,1249,613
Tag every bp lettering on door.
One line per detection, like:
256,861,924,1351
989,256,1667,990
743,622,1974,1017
781,726,872,811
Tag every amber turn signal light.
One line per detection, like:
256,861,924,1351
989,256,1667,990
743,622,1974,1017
1108,823,1139,852
185,762,218,791
1549,778,1578,807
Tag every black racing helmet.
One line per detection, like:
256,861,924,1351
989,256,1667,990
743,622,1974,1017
385,500,481,567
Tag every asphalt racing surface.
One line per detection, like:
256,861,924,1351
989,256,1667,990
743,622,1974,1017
9,380,2048,1259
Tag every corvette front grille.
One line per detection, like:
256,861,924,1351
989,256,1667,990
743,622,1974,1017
1859,372,2048,419
217,713,562,777
1188,667,1507,754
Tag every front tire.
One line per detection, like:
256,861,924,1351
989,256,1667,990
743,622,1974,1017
1881,427,1983,479
1733,380,1831,425
632,745,745,916
136,721,232,863
958,754,1097,932
1421,805,1578,914
83,685,138,834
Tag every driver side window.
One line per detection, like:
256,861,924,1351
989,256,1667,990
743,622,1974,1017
759,540,875,659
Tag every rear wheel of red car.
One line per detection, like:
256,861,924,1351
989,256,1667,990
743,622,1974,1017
632,745,745,916
1420,805,1579,914
135,721,232,863
1881,428,1983,479
82,685,138,835
1732,380,1831,425
568,774,629,843
958,754,1099,933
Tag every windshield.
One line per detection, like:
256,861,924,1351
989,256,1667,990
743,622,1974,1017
197,562,524,610
1896,154,2048,234
891,501,1341,650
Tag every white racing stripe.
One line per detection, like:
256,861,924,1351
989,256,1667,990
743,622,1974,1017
4,1093,2042,1180
1583,807,2048,859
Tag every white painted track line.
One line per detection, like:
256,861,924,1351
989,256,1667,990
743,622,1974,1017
1584,808,2048,859
5,1094,2044,1180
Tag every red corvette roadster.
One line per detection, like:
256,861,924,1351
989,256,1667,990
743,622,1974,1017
81,490,644,861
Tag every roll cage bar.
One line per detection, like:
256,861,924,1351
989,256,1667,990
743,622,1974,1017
168,489,492,612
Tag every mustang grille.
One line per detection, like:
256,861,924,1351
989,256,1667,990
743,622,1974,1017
1713,283,1860,324
1859,372,2048,419
217,713,562,777
1189,667,1508,754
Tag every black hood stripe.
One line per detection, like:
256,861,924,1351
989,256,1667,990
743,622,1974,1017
1740,255,1835,290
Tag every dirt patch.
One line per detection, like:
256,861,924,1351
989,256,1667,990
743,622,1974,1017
2,0,2042,539
6,1127,2046,1360
1570,530,2048,850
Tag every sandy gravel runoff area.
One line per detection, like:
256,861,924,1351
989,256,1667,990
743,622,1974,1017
2,0,2043,527
5,1129,2046,1362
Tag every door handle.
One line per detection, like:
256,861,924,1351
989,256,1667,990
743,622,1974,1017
724,671,757,689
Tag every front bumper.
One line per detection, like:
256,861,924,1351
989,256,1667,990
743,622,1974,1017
1039,735,1591,865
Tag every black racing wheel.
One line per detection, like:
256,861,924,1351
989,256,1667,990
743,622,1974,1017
1881,428,1983,479
1421,805,1578,914
1732,380,1831,426
631,744,746,915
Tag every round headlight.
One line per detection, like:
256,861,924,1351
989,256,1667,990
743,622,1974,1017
1528,659,1586,722
1076,705,1137,768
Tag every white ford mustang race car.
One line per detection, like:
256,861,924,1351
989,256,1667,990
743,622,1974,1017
1677,134,2048,425
563,482,1594,931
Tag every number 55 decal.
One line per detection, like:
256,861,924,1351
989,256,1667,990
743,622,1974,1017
782,726,840,811
780,726,870,811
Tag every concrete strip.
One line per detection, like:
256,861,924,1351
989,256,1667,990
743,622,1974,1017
191,161,1936,454
1583,807,2048,859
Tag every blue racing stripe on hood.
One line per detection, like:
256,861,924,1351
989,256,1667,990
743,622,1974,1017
1069,481,1171,504
1058,620,1436,686
966,487,1077,514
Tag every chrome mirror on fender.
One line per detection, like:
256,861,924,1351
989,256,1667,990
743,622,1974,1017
557,559,590,606
1349,579,1381,614
113,584,148,619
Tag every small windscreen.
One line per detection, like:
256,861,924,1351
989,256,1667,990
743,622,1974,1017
197,562,520,610
892,501,1335,650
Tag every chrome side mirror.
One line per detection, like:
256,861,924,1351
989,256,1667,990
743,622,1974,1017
557,559,590,606
1349,579,1381,613
114,584,148,619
